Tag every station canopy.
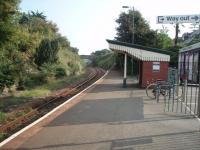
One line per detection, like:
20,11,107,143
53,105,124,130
107,40,170,62
179,42,200,53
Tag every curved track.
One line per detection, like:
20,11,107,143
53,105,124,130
0,68,105,137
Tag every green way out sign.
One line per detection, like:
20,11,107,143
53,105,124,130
157,15,200,24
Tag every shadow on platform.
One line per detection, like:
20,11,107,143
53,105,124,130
47,97,144,126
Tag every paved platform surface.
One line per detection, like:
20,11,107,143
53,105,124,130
3,70,200,150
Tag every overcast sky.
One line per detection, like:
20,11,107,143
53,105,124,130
20,0,200,55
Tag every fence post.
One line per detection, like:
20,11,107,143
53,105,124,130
183,79,187,102
197,78,200,118
156,85,160,103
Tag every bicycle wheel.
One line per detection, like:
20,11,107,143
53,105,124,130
160,85,170,97
146,83,157,99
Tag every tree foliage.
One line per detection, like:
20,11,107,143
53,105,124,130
115,8,179,68
0,65,15,92
30,10,46,20
91,49,116,69
35,39,59,66
116,10,154,46
156,29,173,49
0,0,20,45
166,45,182,68
0,1,85,93
115,9,173,49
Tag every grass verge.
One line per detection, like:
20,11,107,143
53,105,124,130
0,72,87,112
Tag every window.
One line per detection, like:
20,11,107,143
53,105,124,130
193,52,199,83
188,52,193,81
152,62,160,72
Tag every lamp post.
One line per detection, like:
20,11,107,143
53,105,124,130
122,6,134,44
122,5,135,83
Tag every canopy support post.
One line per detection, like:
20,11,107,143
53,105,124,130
123,53,127,88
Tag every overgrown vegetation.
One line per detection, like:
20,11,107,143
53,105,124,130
0,1,85,94
91,49,116,70
0,73,88,112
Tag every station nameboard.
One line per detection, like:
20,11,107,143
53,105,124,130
157,15,200,24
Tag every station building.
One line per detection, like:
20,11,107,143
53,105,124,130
179,42,200,84
107,40,171,87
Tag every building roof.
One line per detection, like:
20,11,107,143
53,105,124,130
107,40,170,62
182,30,200,44
180,42,200,53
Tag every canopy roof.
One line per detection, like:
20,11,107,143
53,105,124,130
180,42,200,53
107,40,170,62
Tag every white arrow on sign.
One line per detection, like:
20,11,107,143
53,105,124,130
157,15,200,24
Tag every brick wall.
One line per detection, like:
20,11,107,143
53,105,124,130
140,61,169,87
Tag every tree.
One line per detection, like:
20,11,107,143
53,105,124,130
0,1,85,92
0,0,20,22
92,49,111,56
34,38,59,66
30,10,46,20
0,0,20,45
0,65,15,92
56,35,70,49
71,47,79,54
156,28,173,49
115,9,178,70
0,0,21,92
115,9,173,49
115,10,154,46
91,49,115,69
166,45,182,68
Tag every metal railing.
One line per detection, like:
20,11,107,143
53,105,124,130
164,80,199,117
144,65,200,117
0,68,105,134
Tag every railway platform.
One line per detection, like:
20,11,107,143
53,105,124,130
1,70,200,150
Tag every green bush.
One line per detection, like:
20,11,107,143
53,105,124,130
17,79,25,90
0,65,15,93
93,52,116,70
24,72,48,88
34,38,59,66
55,67,66,78
0,133,7,142
0,112,6,123
40,63,57,78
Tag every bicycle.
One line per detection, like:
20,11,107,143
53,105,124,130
146,79,171,102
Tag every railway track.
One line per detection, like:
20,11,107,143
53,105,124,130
0,68,105,137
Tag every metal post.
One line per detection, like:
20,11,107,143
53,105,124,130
123,53,127,87
199,24,200,35
197,74,200,118
122,5,134,44
184,79,188,114
131,7,135,82
122,5,134,87
130,7,135,84
156,85,160,103
177,55,181,96
131,56,133,76
132,7,134,44
138,60,140,84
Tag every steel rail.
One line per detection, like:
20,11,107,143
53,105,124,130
0,68,105,133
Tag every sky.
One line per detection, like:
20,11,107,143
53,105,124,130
20,0,200,55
